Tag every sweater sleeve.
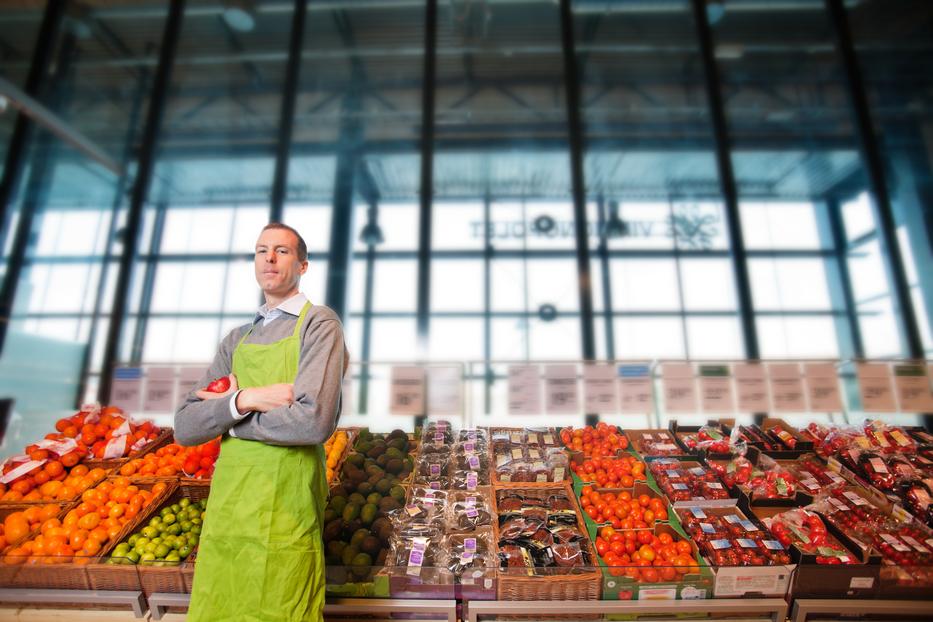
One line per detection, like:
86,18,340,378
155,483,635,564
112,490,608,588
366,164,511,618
172,326,246,446
230,315,348,446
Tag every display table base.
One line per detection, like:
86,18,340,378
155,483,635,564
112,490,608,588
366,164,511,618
148,593,459,622
465,598,788,622
792,598,933,622
0,589,146,618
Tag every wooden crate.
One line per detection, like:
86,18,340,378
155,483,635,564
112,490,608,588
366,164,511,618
491,481,601,601
0,480,174,591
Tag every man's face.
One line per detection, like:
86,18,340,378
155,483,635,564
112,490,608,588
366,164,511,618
254,228,307,296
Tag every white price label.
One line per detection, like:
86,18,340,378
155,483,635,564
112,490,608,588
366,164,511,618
768,363,805,412
857,363,896,413
508,365,541,415
545,364,579,415
583,363,618,415
618,364,653,414
804,362,842,412
734,363,769,412
662,363,697,413
893,364,933,412
390,366,426,416
699,365,735,414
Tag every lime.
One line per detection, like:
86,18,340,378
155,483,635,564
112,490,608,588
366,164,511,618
140,552,156,566
127,550,141,564
127,534,139,547
180,521,193,533
170,503,181,514
165,552,181,563
178,544,192,558
154,544,170,559
145,542,159,554
141,526,158,539
113,543,130,556
167,523,182,536
179,498,191,509
163,513,177,525
149,517,163,529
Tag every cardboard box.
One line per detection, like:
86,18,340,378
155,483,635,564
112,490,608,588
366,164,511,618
627,429,691,460
596,523,714,601
669,421,732,460
747,506,881,599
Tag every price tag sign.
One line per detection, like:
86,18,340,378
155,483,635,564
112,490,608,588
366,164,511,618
427,365,463,416
583,363,617,415
893,363,933,412
662,363,697,413
734,363,769,412
389,366,426,416
857,363,896,412
618,364,653,414
177,366,207,400
805,362,842,412
508,365,541,415
699,364,735,414
111,367,143,413
769,363,806,412
143,366,176,412
545,364,579,414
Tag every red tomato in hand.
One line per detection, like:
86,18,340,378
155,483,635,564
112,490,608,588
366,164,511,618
205,376,231,393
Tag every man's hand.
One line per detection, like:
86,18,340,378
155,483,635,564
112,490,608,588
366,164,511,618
235,384,294,415
195,374,238,401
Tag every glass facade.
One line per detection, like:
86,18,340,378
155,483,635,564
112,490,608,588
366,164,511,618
0,0,929,423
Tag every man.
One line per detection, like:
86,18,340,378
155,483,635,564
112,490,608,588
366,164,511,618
174,222,348,621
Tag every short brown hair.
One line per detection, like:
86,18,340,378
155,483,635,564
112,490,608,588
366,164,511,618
262,222,308,262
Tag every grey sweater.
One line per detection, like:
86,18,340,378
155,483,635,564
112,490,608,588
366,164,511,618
173,304,349,447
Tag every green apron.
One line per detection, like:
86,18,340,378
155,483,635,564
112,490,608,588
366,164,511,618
189,302,328,622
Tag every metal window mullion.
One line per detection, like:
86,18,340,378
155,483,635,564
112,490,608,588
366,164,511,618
416,0,437,353
559,0,596,366
0,0,66,253
824,0,924,359
98,0,187,403
690,0,759,360
269,0,308,223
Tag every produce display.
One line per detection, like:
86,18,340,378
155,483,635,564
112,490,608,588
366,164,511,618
763,508,860,564
650,459,730,503
0,415,931,608
321,428,414,582
2,478,168,564
118,438,220,479
570,454,646,488
593,525,699,581
578,486,668,528
109,495,206,566
0,405,161,502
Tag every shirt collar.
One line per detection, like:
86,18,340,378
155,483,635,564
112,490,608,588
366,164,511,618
256,292,307,323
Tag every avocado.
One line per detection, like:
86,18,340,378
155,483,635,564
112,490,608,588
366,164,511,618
374,478,392,495
378,496,400,513
366,492,382,505
360,503,378,525
377,520,393,545
350,529,369,548
387,438,408,453
346,453,365,469
356,481,373,496
375,454,388,468
389,429,407,440
327,540,347,559
385,458,403,475
351,552,373,573
348,493,366,506
389,485,406,503
341,545,359,567
357,428,372,442
342,519,362,540
329,495,347,515
355,441,372,455
385,446,404,460
322,519,343,544
366,446,383,460
365,464,383,477
323,508,337,524
360,535,381,557
342,503,361,522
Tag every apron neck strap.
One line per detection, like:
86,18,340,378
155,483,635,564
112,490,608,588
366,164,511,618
237,300,313,348
292,301,312,339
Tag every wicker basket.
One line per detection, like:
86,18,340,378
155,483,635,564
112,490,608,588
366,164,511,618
181,548,198,593
82,479,179,591
87,480,205,592
83,427,175,473
491,481,601,602
0,502,72,553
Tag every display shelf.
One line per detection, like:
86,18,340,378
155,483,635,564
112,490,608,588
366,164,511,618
147,593,458,622
464,597,788,622
0,588,146,618
791,598,933,622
